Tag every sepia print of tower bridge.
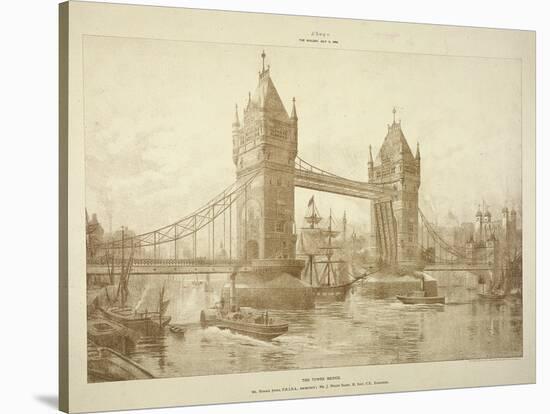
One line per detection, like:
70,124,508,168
86,50,522,312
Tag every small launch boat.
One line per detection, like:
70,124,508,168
169,324,187,335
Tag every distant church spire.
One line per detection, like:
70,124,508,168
392,107,397,124
416,141,421,160
261,50,266,72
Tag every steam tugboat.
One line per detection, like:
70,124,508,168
200,272,289,340
297,196,355,301
396,272,445,304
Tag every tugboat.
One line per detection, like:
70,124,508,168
297,196,355,301
200,272,289,340
396,272,445,304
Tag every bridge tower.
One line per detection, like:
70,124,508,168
369,108,421,266
232,51,298,262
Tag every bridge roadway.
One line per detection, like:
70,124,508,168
87,257,491,276
86,258,252,275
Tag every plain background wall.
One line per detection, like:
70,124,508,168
0,0,547,413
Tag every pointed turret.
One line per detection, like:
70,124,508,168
246,51,290,121
290,97,298,120
232,103,243,166
232,104,240,127
476,204,483,218
367,144,374,180
368,145,374,164
375,108,415,164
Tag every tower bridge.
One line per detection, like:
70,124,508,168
87,52,499,288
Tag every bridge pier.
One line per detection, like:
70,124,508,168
221,259,315,310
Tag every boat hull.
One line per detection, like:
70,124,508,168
200,309,288,340
88,341,154,382
478,293,506,300
396,295,445,305
211,319,288,340
99,307,171,334
313,284,351,301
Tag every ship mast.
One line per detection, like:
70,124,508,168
304,195,322,229
318,209,342,286
299,196,324,286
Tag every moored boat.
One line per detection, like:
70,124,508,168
87,341,154,382
477,292,506,300
99,252,172,334
99,306,171,333
87,316,140,350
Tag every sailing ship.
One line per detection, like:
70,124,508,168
478,252,522,300
99,235,171,334
297,196,355,301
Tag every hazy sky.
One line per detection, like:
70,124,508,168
84,35,522,236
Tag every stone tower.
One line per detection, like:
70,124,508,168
368,108,421,265
232,51,298,261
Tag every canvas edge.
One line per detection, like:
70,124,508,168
59,1,70,412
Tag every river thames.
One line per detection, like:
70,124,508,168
107,274,523,380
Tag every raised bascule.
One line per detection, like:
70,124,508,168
87,52,510,308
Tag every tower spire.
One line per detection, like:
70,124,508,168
261,50,266,73
416,141,420,160
290,97,297,120
392,107,397,124
233,104,240,126
368,144,374,164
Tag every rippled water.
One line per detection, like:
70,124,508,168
115,274,522,379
